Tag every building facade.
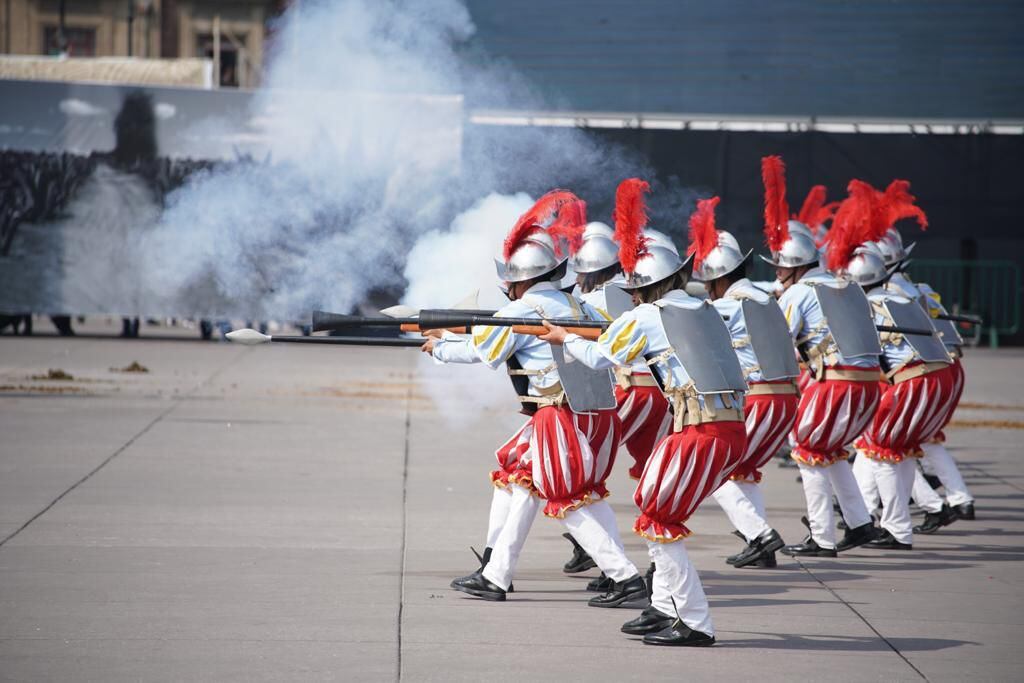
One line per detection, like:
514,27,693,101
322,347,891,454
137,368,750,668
0,0,283,87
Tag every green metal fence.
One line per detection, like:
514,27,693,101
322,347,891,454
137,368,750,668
906,259,1020,346
749,258,1021,347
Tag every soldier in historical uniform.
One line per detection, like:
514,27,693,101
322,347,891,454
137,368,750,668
542,178,748,647
831,181,955,549
422,191,647,606
761,160,883,558
686,192,798,569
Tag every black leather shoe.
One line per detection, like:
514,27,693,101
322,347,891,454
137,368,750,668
587,572,615,592
642,620,716,647
588,574,648,608
469,546,513,592
733,530,785,568
450,572,507,601
562,533,597,574
725,541,748,565
621,607,676,635
836,522,880,552
953,502,976,520
865,529,912,550
751,551,778,568
914,505,957,534
781,535,837,557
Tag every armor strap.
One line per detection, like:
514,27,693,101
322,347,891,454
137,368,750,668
507,362,556,377
820,368,883,382
731,336,751,349
614,366,658,389
888,361,949,385
517,380,567,408
871,301,903,346
798,327,840,380
747,381,798,396
664,383,744,432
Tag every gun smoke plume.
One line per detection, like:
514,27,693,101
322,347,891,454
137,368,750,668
139,0,665,320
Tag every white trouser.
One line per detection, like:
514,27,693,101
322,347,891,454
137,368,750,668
920,442,974,506
854,456,915,544
911,468,946,514
797,460,873,549
482,485,541,590
736,480,767,520
852,453,881,512
648,540,714,636
587,497,626,553
485,487,514,548
712,480,771,542
561,501,638,583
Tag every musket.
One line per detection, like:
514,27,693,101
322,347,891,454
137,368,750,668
312,309,607,339
935,313,983,325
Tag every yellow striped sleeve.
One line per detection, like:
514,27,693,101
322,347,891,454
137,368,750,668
597,316,648,364
471,325,514,365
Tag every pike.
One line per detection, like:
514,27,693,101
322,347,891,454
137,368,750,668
311,309,607,339
935,313,983,325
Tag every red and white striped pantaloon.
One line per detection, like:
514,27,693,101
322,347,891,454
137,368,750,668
615,384,672,480
729,386,799,483
633,421,747,542
929,357,965,444
492,405,621,518
791,368,882,466
855,363,956,462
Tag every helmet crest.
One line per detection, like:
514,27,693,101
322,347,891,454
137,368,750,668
881,179,928,231
827,180,890,273
761,155,790,253
613,178,651,275
503,190,578,261
794,185,839,240
686,196,720,272
547,199,588,257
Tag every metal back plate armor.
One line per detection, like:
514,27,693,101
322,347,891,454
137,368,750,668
884,300,951,363
551,345,617,412
917,294,964,347
659,302,748,394
740,298,800,380
812,282,882,359
604,285,634,319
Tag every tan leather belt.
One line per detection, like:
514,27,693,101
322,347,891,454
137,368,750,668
614,367,658,389
890,362,950,385
747,381,798,396
665,388,744,432
516,380,567,408
820,368,883,383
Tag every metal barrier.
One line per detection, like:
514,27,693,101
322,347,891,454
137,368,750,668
906,260,1020,347
749,258,1020,347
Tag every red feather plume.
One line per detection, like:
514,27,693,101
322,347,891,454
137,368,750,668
613,178,651,274
686,196,720,271
503,189,578,261
826,180,886,272
794,185,840,235
761,155,790,252
547,199,588,256
881,179,928,231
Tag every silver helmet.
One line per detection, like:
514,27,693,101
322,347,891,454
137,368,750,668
691,230,752,282
759,222,820,269
569,221,619,274
878,228,915,266
643,228,680,255
841,242,893,287
497,230,567,283
622,244,689,290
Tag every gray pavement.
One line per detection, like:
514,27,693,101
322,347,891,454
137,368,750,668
1,334,1022,682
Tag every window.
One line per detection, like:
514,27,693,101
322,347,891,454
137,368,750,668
43,26,96,57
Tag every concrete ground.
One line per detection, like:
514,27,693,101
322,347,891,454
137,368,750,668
1,329,1022,682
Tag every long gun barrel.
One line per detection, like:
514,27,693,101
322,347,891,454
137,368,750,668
936,313,983,325
312,309,607,339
